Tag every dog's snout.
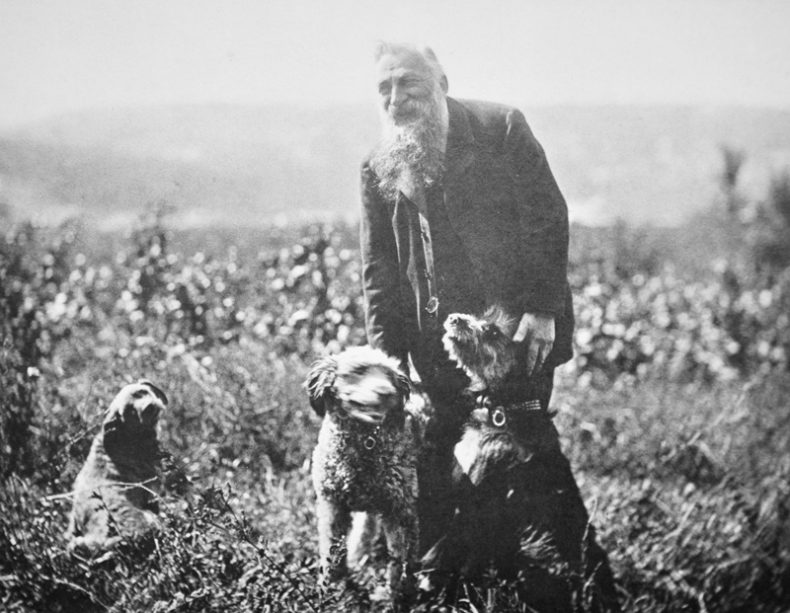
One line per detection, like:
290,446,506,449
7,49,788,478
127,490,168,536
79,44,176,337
447,314,466,328
141,402,160,421
120,403,142,425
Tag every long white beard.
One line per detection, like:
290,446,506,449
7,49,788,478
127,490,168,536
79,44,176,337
370,93,448,201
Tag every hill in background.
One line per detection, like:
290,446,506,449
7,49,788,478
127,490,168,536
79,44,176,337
1,103,789,228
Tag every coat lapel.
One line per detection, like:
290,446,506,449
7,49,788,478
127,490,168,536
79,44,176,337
387,97,477,327
395,167,427,213
442,97,476,222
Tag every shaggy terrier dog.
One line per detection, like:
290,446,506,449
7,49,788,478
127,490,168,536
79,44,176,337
420,307,620,612
66,380,168,552
306,346,420,603
427,307,557,576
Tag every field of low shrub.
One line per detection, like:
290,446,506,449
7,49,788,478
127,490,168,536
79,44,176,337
2,182,790,611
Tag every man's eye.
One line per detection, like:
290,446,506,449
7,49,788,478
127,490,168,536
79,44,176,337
378,83,391,95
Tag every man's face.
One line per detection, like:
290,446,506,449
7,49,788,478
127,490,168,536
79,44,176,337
376,50,440,126
369,47,448,198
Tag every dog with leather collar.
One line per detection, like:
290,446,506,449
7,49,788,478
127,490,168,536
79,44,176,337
418,307,579,610
420,307,621,612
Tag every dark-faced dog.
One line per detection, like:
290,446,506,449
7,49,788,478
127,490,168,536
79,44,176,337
66,380,168,552
421,307,620,612
306,345,421,602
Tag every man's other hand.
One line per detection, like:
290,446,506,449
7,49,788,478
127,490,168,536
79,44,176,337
513,312,555,376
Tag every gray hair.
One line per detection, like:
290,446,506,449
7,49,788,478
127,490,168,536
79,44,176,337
373,42,446,84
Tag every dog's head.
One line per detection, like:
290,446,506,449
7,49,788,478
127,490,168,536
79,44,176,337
102,380,168,449
305,346,410,424
442,306,519,391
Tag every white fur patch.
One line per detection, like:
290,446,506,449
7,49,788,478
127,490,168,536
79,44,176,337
454,427,482,475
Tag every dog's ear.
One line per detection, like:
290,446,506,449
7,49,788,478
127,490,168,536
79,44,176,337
138,379,168,406
305,356,337,416
483,304,518,338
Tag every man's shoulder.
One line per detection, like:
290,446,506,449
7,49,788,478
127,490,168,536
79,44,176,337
450,98,532,144
452,98,525,126
453,97,517,117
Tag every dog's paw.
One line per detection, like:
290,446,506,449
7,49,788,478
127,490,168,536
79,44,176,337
370,583,390,602
417,571,436,594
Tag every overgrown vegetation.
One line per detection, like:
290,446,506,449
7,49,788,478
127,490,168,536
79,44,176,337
1,152,790,611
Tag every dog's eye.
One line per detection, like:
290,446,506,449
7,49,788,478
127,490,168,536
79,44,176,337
484,325,501,339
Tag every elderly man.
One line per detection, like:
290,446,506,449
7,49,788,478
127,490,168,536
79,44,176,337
360,42,618,607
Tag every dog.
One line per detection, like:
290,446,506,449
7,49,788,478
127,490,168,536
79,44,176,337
66,380,168,552
306,345,421,603
424,306,558,577
420,306,620,612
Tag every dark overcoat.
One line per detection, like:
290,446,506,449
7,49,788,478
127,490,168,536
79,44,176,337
360,97,574,380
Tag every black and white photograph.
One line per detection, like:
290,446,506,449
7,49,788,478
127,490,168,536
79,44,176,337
1,1,789,611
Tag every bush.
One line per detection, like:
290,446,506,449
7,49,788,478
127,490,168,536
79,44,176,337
2,195,790,611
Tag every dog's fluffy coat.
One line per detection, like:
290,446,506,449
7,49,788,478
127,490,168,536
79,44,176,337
306,345,420,601
66,380,168,551
423,307,621,612
428,308,557,573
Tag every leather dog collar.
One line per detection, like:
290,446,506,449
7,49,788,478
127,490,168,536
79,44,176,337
474,394,543,428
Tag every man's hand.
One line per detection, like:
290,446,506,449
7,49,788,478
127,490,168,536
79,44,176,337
513,312,555,376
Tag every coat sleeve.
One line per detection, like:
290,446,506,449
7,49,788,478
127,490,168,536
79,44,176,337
504,108,570,317
359,161,409,367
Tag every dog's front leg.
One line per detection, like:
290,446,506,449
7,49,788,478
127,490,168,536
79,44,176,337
316,494,351,587
346,511,379,572
381,513,418,605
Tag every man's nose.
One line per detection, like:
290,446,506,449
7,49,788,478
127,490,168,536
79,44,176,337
390,84,407,107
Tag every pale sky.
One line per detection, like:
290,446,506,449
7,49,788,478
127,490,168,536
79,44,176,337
2,0,790,128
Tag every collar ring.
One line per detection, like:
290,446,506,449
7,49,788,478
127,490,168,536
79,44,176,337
491,407,507,428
